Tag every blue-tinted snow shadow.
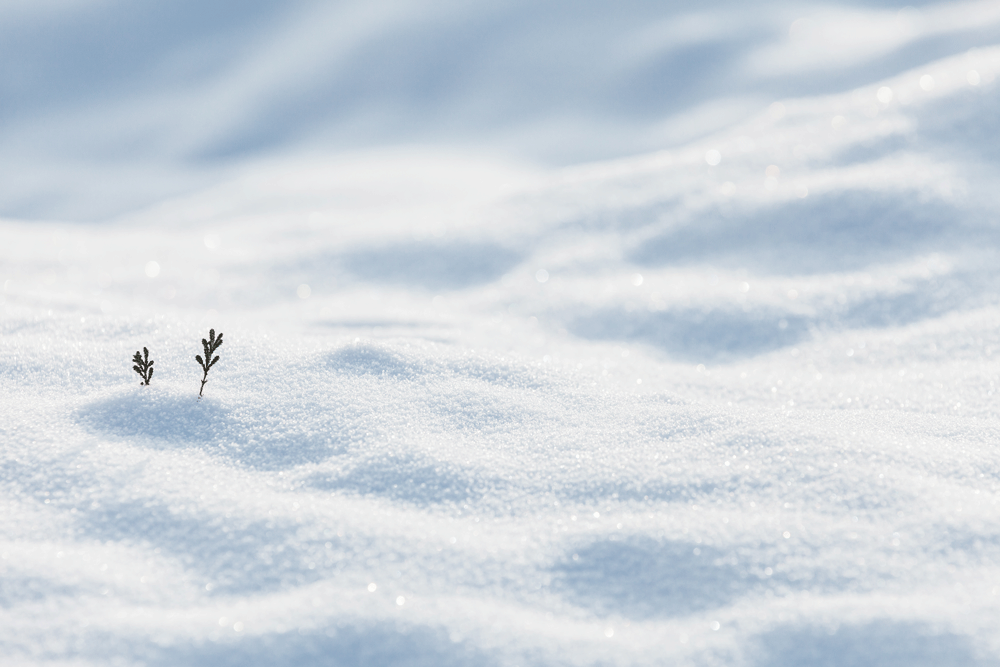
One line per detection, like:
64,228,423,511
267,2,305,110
77,499,333,596
824,132,915,168
425,389,539,435
552,536,871,621
304,452,494,506
324,346,552,439
322,344,430,380
552,536,760,618
0,575,82,608
567,307,811,363
77,390,230,442
343,241,523,290
752,621,997,667
835,267,1000,329
87,622,497,667
323,342,553,392
915,82,1000,167
568,264,1000,362
629,191,964,275
76,389,349,470
289,241,523,292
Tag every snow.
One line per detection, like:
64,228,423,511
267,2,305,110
5,3,1000,666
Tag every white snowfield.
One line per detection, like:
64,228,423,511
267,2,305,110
5,40,1000,667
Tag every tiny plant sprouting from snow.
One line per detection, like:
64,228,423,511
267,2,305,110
195,328,224,398
132,347,154,385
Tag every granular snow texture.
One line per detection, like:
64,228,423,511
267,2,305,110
4,32,1000,667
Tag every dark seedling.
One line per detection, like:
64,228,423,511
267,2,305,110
132,347,154,386
195,328,224,398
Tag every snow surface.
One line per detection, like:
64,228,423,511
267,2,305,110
5,5,1000,667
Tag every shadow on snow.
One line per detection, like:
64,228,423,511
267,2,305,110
287,241,523,293
567,307,811,363
85,621,497,667
551,536,757,619
304,452,491,506
752,621,996,667
78,499,332,596
628,190,965,276
75,390,350,470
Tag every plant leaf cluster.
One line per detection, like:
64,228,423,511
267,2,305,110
128,329,225,396
132,347,154,385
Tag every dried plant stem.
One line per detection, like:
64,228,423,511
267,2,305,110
132,347,154,385
195,328,224,398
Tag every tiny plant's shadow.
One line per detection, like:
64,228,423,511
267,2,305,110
76,389,230,443
76,388,348,470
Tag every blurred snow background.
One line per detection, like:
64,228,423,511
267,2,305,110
5,1,1000,666
3,0,1000,220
